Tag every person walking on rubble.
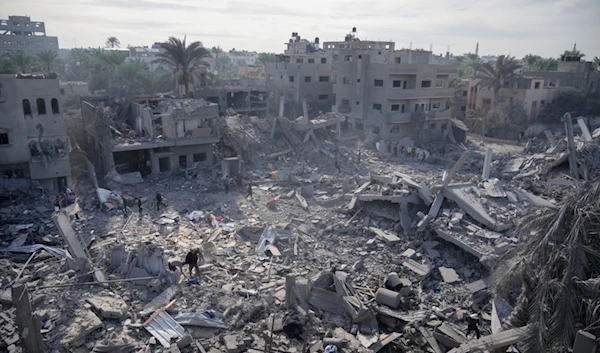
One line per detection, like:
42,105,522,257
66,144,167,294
393,143,398,157
138,198,142,214
246,180,253,200
184,248,203,276
334,156,341,173
222,175,230,194
155,192,163,211
466,313,481,339
357,149,361,163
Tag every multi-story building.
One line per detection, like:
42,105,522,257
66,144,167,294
467,55,600,120
0,74,71,191
265,33,334,118
0,16,59,56
226,50,257,66
332,34,458,142
127,45,168,72
195,78,268,116
81,97,219,178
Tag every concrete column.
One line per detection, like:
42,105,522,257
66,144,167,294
278,96,285,117
302,99,309,119
336,121,341,140
12,284,45,353
482,147,492,179
285,275,296,308
562,113,579,179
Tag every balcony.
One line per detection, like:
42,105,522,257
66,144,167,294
385,112,412,124
386,88,454,100
427,109,452,121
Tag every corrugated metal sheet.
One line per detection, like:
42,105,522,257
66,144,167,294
145,311,185,348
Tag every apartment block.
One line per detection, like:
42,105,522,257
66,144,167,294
265,33,334,118
332,36,459,142
0,75,71,191
195,78,268,115
0,16,59,56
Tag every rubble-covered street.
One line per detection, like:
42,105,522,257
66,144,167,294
1,110,599,353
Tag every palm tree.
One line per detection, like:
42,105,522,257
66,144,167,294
493,182,600,352
593,57,600,72
119,58,148,93
523,54,541,70
256,52,277,68
211,46,223,73
105,36,121,48
138,71,170,94
154,36,211,98
36,50,58,73
9,51,33,73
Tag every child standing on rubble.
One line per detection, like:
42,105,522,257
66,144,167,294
246,180,253,199
155,192,163,211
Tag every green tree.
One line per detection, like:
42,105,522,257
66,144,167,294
493,183,600,352
454,53,483,79
537,88,600,122
256,52,277,68
523,54,541,70
523,54,558,71
486,100,528,138
593,56,600,72
154,36,211,97
9,50,34,73
105,36,121,48
216,55,237,79
119,58,148,93
0,53,16,74
211,46,223,73
138,71,170,94
36,50,58,73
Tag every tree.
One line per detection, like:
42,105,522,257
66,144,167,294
9,50,34,73
216,55,237,79
256,52,277,68
211,46,223,73
493,183,600,352
485,100,528,139
36,50,58,73
562,43,585,58
593,56,600,72
475,55,520,134
537,88,600,122
154,36,211,97
454,53,483,80
523,54,558,71
119,58,148,93
105,36,121,48
138,71,170,94
0,53,16,74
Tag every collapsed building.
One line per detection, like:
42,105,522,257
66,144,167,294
80,96,219,181
194,78,268,116
0,74,71,191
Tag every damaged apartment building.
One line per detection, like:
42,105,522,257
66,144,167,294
0,74,71,190
80,96,219,180
331,31,466,143
195,78,268,116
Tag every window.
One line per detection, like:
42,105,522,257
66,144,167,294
305,76,311,82
435,79,443,88
421,80,432,88
403,81,407,89
462,90,468,97
393,80,402,88
534,82,540,89
432,102,441,109
308,58,314,63
483,98,492,104
391,104,400,111
344,55,352,62
289,76,294,82
319,76,330,82
60,88,65,95
374,79,384,87
318,94,329,100
356,101,360,105
414,104,419,112
540,100,546,108
341,99,350,106
0,133,8,145
36,98,46,114
343,77,352,85
193,153,207,162
461,106,466,112
22,99,32,116
373,103,382,111
321,58,327,64
357,78,360,83
395,57,401,63
470,87,474,93
179,155,187,168
159,157,171,172
296,58,303,63
401,104,405,113
51,98,59,114
358,55,362,59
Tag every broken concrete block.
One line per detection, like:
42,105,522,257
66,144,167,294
128,266,151,285
438,267,460,283
177,334,193,349
369,227,401,245
60,309,104,346
402,259,431,280
223,334,246,353
86,296,127,319
401,248,416,258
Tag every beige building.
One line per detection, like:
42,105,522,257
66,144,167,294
0,74,71,191
0,16,59,56
59,81,90,103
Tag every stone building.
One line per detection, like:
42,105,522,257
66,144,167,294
195,79,268,116
0,16,59,56
0,74,71,191
81,97,219,180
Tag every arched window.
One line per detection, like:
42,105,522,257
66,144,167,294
36,98,46,115
22,99,32,116
51,98,59,114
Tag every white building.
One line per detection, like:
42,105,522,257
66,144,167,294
226,50,257,66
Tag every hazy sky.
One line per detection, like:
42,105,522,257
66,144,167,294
2,0,599,59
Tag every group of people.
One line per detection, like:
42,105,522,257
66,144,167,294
168,248,204,277
221,174,253,199
387,141,434,164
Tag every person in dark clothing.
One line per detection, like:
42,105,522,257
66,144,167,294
138,198,142,214
387,142,392,154
357,149,361,163
184,248,203,276
421,151,426,164
155,192,162,211
393,144,398,157
466,314,481,339
441,144,446,157
246,181,253,199
223,175,230,194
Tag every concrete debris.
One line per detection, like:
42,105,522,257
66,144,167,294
438,267,460,283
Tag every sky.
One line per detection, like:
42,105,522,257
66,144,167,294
2,0,599,59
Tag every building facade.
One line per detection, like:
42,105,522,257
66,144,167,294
0,75,71,190
226,50,257,66
0,16,59,56
195,78,268,116
332,38,458,141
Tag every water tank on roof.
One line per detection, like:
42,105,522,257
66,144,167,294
352,27,357,33
291,32,295,37
315,37,320,44
296,35,301,42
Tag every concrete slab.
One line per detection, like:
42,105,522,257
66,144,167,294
448,325,530,353
438,267,460,283
402,259,431,280
369,227,401,245
60,309,104,346
86,296,127,319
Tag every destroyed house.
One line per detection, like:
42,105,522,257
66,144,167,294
81,97,218,179
194,78,268,116
0,74,71,191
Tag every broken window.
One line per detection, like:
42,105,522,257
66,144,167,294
432,102,441,109
344,55,352,62
36,98,46,114
320,58,327,64
0,133,8,145
462,90,468,96
343,77,352,85
391,104,400,111
435,79,443,88
179,155,187,168
22,99,32,116
159,157,171,172
296,58,303,63
193,153,207,162
373,103,382,111
534,82,540,89
374,79,384,87
51,98,59,114
60,88,65,95
393,80,402,88
305,76,311,82
421,80,432,88
308,58,314,63
483,98,492,104
401,104,405,113
318,94,329,100
289,76,294,82
395,57,401,63
319,76,330,82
